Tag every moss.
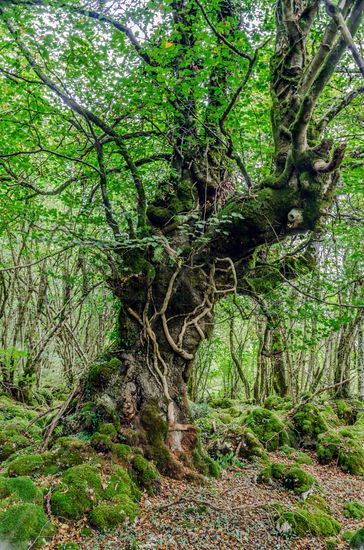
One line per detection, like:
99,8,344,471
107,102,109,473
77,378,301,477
295,451,313,465
317,428,364,475
140,402,175,474
239,429,269,462
283,465,315,494
0,503,55,549
112,443,132,461
350,526,364,549
263,395,290,411
208,397,234,409
0,476,43,507
88,502,127,531
0,431,30,461
293,403,329,444
337,437,364,476
277,508,341,537
193,448,221,478
271,462,287,479
98,423,118,438
258,462,316,495
131,454,160,494
305,494,332,514
317,431,342,464
7,453,50,477
335,400,357,424
280,444,295,455
343,501,364,520
90,432,113,452
56,544,80,550
244,407,293,451
87,357,122,390
104,465,141,502
51,464,102,520
50,437,85,469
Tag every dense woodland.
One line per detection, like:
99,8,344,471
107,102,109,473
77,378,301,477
0,0,364,548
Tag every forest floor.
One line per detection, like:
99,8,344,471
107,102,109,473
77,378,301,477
46,451,364,549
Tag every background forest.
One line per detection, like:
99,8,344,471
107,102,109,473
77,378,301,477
0,0,363,548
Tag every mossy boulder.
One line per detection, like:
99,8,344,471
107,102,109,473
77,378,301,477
344,501,364,520
335,400,357,424
264,395,292,411
0,476,43,507
0,503,55,549
0,431,30,461
112,443,132,462
283,465,315,494
292,403,329,445
277,508,341,537
350,526,364,549
258,462,316,495
131,454,160,494
208,397,234,409
104,464,141,502
87,357,122,390
244,407,293,451
98,423,118,439
317,430,364,476
88,502,127,531
90,432,113,452
140,402,174,474
7,453,51,477
51,464,102,520
295,451,314,465
192,447,221,478
50,436,85,469
208,425,268,463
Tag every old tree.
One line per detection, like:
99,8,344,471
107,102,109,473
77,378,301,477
0,0,363,475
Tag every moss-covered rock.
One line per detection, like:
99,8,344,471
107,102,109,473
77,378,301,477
98,422,118,439
0,431,30,461
112,443,132,462
295,451,314,465
283,465,315,494
90,432,113,452
350,526,364,549
244,408,293,451
140,402,175,474
293,403,329,445
104,465,141,502
335,400,357,424
264,395,292,411
208,397,234,409
87,357,122,390
337,437,364,476
0,476,43,507
277,508,341,537
0,503,55,549
131,454,160,494
343,501,364,520
7,453,50,477
317,430,364,476
51,464,102,520
88,502,127,531
258,462,316,495
50,436,85,469
192,446,221,478
208,425,268,463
